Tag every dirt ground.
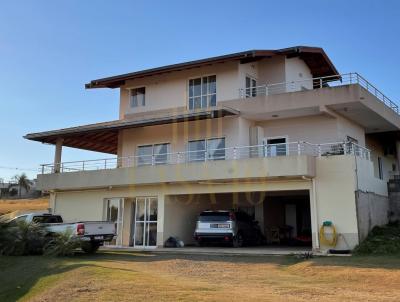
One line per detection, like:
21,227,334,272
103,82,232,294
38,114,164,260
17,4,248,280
0,198,49,215
1,251,399,302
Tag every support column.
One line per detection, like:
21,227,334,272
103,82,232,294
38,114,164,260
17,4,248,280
53,138,64,173
156,194,165,248
396,141,400,173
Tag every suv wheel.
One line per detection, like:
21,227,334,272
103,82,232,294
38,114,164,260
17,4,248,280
233,233,244,248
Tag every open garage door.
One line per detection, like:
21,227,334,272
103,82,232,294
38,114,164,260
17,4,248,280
163,190,312,248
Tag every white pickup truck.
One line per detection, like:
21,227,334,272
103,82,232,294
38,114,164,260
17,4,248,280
8,213,116,253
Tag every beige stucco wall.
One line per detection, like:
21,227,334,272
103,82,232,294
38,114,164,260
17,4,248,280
119,55,317,119
314,156,360,250
258,56,286,85
119,61,239,118
47,154,375,251
119,116,246,159
366,135,397,181
256,114,366,146
285,57,313,91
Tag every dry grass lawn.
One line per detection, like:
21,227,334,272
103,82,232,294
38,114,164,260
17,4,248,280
0,251,399,302
0,198,49,215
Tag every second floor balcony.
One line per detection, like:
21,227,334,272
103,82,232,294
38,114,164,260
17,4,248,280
36,141,371,191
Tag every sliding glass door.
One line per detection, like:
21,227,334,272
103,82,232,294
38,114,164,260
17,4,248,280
105,198,123,246
133,197,158,248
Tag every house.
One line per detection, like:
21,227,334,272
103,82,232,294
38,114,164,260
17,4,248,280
25,46,400,251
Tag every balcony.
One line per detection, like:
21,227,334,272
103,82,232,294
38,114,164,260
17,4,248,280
238,72,399,115
37,142,370,191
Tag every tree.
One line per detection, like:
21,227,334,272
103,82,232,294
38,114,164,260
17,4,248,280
13,173,33,198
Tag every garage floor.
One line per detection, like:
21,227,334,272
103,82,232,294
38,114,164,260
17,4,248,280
103,246,313,256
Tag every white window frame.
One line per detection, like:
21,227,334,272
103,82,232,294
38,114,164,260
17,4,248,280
263,136,289,157
245,75,257,98
187,75,217,110
129,86,146,108
136,143,171,166
187,137,226,162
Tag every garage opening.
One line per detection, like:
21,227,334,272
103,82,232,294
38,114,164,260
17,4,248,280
163,190,312,248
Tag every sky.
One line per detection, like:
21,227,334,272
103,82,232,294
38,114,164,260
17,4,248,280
0,0,399,181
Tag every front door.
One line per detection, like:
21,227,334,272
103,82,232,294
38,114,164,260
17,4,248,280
133,197,158,248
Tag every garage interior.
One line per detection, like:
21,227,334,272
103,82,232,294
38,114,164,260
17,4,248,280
163,190,312,247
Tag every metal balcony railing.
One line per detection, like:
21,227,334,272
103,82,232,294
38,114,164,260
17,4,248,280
239,72,399,115
40,141,371,174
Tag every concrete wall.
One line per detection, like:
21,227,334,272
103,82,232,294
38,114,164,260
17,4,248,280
388,192,400,221
356,191,389,241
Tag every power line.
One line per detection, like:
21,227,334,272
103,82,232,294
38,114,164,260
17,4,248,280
0,166,38,172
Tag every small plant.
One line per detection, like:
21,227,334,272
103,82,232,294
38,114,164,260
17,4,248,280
43,230,80,257
295,251,314,260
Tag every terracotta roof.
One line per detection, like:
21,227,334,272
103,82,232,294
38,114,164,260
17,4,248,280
85,46,339,89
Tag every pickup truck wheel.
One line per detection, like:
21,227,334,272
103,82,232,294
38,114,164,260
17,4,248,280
81,242,100,254
233,233,244,248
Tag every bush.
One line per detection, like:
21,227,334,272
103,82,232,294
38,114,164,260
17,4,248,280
0,219,46,255
353,221,400,255
43,230,80,257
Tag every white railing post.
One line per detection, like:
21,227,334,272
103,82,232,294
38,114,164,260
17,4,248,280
343,143,347,155
319,78,323,88
233,147,237,160
82,161,85,171
151,155,155,165
297,142,301,155
318,144,322,157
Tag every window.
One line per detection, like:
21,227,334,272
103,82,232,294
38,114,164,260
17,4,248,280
265,137,287,156
129,87,145,108
137,143,170,165
245,76,257,97
32,215,63,223
188,75,216,110
188,138,225,162
378,157,383,180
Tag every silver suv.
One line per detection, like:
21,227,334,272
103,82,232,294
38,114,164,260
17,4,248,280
194,210,263,247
